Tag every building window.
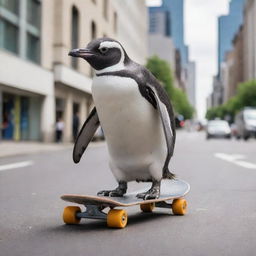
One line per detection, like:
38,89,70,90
113,11,117,33
0,0,41,64
27,0,41,28
0,18,19,53
0,0,19,54
103,0,108,20
0,0,19,14
71,6,79,69
26,32,40,62
26,0,41,63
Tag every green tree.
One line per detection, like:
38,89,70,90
206,80,256,120
146,56,194,119
146,55,174,97
237,80,256,107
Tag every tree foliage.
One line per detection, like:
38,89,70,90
146,56,194,119
206,80,256,121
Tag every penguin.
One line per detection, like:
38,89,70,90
69,38,176,200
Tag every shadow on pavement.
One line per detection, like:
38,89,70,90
42,212,176,234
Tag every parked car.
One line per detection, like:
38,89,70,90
235,107,256,140
206,120,231,139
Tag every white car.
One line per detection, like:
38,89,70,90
206,120,231,139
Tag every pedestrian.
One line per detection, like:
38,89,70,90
56,117,64,142
72,112,80,142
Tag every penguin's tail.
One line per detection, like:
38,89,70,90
163,169,176,179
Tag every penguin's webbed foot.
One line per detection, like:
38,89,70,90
97,181,127,197
136,181,161,200
97,188,126,197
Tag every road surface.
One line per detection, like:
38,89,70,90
1,131,256,256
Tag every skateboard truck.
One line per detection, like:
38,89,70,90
76,205,107,220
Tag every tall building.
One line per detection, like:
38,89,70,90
209,0,245,109
243,0,256,81
149,0,188,66
217,0,245,76
0,0,148,142
221,25,244,102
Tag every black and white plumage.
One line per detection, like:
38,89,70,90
69,38,176,200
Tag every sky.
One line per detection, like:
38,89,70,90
146,0,230,119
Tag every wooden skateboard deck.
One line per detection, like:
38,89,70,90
61,179,190,207
61,179,190,229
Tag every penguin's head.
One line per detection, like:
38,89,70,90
69,38,129,73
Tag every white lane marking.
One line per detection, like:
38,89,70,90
0,161,34,172
215,153,256,170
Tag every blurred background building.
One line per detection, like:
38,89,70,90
0,0,148,142
148,0,196,110
208,0,252,109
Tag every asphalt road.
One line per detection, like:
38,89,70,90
1,131,256,256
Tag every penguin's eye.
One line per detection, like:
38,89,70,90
99,47,108,54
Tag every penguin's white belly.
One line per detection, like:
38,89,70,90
92,75,167,181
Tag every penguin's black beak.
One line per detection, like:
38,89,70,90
68,48,94,59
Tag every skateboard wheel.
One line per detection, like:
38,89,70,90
63,206,81,224
172,199,187,215
107,209,128,228
140,203,155,212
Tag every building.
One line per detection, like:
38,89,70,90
217,0,245,76
149,0,188,67
148,0,196,97
148,34,176,72
114,0,148,65
0,0,148,142
243,0,256,81
209,0,245,109
221,26,244,102
210,76,223,107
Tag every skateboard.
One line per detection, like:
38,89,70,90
61,179,190,229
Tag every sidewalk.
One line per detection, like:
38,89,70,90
0,141,73,158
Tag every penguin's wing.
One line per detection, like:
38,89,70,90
144,83,175,162
73,107,100,163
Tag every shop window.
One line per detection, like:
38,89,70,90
71,6,79,69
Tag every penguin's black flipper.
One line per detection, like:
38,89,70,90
145,84,175,177
73,107,100,163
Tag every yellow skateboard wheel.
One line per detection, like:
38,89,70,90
107,209,128,228
140,203,155,212
172,199,187,215
63,206,81,224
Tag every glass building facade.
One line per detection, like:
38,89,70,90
218,0,245,76
149,0,188,66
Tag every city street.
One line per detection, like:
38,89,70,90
1,131,256,256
